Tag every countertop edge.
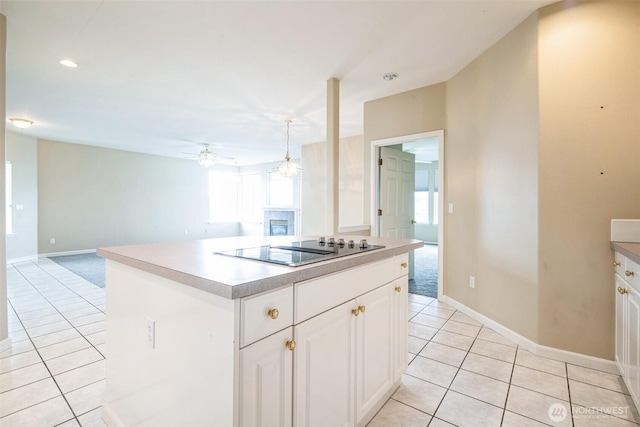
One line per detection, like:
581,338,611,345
99,239,424,300
611,241,640,265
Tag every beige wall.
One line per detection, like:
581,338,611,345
445,13,540,341
6,132,38,261
37,139,239,253
537,1,640,358
363,83,446,227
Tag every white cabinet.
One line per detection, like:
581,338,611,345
614,251,640,409
239,327,294,427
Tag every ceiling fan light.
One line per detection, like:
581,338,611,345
198,151,215,168
9,118,34,129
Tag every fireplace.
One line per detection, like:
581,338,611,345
270,220,288,236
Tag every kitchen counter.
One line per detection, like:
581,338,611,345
611,241,640,265
98,235,423,299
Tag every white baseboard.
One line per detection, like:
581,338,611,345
0,337,12,353
38,249,97,258
101,403,125,427
440,295,619,375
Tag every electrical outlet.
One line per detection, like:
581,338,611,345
49,238,56,245
469,276,475,289
147,317,155,349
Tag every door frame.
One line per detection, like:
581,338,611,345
370,130,444,299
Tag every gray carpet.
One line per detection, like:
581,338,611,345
49,253,106,288
409,244,438,298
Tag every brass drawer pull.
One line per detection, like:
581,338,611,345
352,308,360,317
618,287,629,295
359,305,366,313
401,262,408,268
267,308,279,320
395,286,402,293
285,340,296,351
614,261,622,267
626,270,635,277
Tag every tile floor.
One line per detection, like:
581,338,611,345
1,258,639,426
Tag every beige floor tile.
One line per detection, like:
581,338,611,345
427,300,455,311
0,362,50,393
406,355,458,388
506,385,571,426
449,369,509,408
31,328,83,349
0,396,74,427
65,379,106,417
470,339,517,363
418,341,467,367
449,311,482,326
392,374,447,415
441,319,481,338
569,380,640,424
63,307,102,320
568,364,627,394
477,327,518,348
76,321,105,336
431,330,475,351
21,313,66,329
69,313,106,328
435,390,503,427
55,359,105,394
0,377,61,418
45,347,104,376
408,302,428,312
14,307,58,321
511,365,570,401
57,419,81,427
38,337,93,361
25,320,74,338
515,349,566,377
368,398,431,427
461,352,514,383
427,418,456,427
420,306,455,320
408,294,435,305
0,339,35,359
0,350,41,375
85,331,106,347
501,410,550,426
411,313,447,329
408,322,438,341
408,335,428,355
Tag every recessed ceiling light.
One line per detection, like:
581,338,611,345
382,72,399,81
59,59,79,68
9,118,34,129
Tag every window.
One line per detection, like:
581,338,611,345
208,171,238,222
414,163,438,226
239,173,262,222
268,171,293,206
6,161,12,234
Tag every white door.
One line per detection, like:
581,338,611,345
379,147,415,239
355,283,394,422
294,300,356,427
238,327,293,427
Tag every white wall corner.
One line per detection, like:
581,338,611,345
440,295,619,375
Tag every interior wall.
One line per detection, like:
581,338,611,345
37,139,239,254
363,83,446,229
537,1,640,359
6,132,38,261
0,13,8,348
445,12,540,341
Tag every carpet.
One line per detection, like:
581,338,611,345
409,244,438,298
49,253,106,288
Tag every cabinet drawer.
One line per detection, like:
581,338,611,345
240,285,293,348
615,252,626,277
395,253,409,278
625,258,640,291
295,257,403,324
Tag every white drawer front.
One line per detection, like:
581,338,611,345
295,257,402,324
241,285,293,348
395,253,409,278
615,251,625,278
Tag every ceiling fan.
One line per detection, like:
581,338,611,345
182,143,234,168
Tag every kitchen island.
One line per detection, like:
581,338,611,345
98,235,422,427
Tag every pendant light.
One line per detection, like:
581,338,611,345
274,119,302,177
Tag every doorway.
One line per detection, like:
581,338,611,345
371,130,444,299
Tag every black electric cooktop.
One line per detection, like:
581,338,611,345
215,238,385,267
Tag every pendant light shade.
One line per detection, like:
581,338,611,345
274,119,302,177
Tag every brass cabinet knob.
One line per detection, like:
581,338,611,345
410,220,417,224
359,305,366,313
285,340,296,351
395,286,402,293
401,262,408,268
618,287,629,295
626,270,635,277
614,261,622,267
267,308,279,320
352,308,360,317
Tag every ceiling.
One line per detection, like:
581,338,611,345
1,0,555,167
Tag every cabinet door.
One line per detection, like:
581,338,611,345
355,283,394,422
627,286,640,407
294,300,356,427
616,274,628,375
392,277,408,380
239,327,293,427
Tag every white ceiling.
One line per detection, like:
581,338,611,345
1,0,555,166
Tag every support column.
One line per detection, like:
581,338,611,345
326,78,339,235
0,14,9,352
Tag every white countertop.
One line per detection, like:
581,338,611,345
98,235,423,299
